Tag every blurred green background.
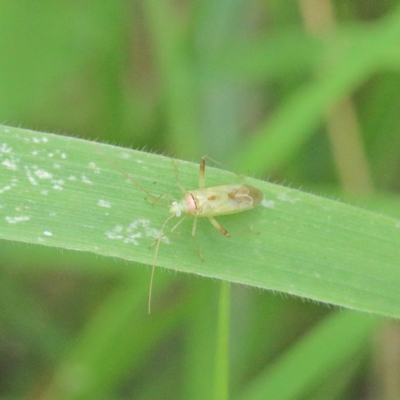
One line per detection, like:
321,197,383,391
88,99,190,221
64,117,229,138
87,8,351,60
1,1,400,399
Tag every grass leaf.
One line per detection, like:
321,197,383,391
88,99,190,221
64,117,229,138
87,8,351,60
1,125,400,318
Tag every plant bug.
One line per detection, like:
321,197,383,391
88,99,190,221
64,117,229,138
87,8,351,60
149,156,263,311
94,146,263,312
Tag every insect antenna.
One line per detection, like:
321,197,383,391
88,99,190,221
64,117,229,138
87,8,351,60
145,192,175,208
172,158,186,193
92,143,169,205
148,214,187,313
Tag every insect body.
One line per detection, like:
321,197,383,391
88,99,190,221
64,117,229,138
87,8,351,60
170,184,263,236
149,157,263,312
94,145,263,312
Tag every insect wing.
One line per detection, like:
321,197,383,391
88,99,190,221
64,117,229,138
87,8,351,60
191,184,263,217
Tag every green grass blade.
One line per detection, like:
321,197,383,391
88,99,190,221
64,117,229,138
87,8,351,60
213,282,230,400
41,273,182,399
235,310,379,400
1,126,400,318
234,7,400,174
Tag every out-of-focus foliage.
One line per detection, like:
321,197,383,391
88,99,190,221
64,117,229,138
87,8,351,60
1,1,400,399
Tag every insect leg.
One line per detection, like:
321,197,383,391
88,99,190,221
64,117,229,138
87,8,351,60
148,214,187,313
199,156,206,188
149,216,187,249
191,216,198,236
207,217,230,237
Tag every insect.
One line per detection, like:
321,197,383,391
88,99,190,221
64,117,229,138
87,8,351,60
94,146,263,312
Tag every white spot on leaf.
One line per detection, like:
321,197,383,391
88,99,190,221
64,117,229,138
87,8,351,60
261,199,275,208
25,166,38,186
81,174,93,184
0,185,11,194
2,159,17,170
88,162,101,174
5,216,30,224
105,219,168,246
35,169,53,179
0,143,12,154
277,193,299,203
98,199,111,208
